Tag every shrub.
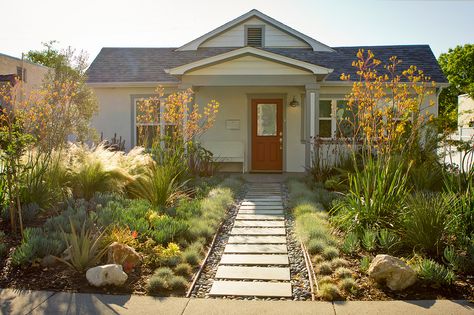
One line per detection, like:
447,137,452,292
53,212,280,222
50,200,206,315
181,247,201,266
360,256,371,274
294,202,324,217
339,277,357,293
319,283,340,301
11,228,63,266
322,246,340,260
128,162,187,208
334,267,353,279
318,275,334,285
168,275,188,292
317,262,333,275
331,157,410,233
417,258,456,285
378,229,400,254
341,232,359,255
312,255,325,265
147,276,169,293
361,229,377,252
0,231,6,257
443,246,462,271
307,239,327,255
154,267,174,279
58,219,109,272
401,193,452,256
174,263,193,278
330,258,349,269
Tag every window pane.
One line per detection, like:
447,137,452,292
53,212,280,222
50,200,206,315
319,120,332,137
257,103,277,136
336,100,357,137
319,100,332,118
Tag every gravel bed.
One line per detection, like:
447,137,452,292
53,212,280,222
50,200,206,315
190,183,312,301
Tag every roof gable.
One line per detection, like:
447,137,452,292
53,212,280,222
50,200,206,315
177,9,334,52
166,47,333,76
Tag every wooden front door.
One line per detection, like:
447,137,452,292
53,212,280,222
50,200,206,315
251,99,283,172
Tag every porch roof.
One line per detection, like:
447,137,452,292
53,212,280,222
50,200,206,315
87,45,447,85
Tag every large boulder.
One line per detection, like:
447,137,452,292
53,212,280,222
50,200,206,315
368,254,417,291
86,264,128,287
107,242,141,272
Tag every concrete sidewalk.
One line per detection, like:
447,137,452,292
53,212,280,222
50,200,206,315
1,288,473,315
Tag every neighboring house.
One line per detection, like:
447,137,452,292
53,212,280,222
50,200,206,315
87,9,447,173
458,94,474,128
0,52,49,94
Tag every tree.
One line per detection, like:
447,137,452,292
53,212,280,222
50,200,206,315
26,41,98,146
438,44,474,130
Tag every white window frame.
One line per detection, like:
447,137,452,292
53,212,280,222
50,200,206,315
133,97,164,147
318,98,352,139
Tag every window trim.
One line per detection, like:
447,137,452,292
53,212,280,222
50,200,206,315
245,25,265,47
317,98,353,139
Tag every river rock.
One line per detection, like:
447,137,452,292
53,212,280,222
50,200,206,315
107,242,141,272
368,254,417,291
86,264,128,287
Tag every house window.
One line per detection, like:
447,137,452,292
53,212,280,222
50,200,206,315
134,97,177,147
16,67,26,82
318,99,357,138
246,26,264,47
134,98,161,147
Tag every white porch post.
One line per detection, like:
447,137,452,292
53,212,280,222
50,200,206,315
305,83,320,169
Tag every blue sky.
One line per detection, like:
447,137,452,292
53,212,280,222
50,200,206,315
2,0,473,63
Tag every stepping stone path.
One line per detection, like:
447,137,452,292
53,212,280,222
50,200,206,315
209,183,292,298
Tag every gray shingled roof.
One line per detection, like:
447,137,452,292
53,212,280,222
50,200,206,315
86,45,447,84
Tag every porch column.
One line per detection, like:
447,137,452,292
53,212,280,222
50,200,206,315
304,83,320,169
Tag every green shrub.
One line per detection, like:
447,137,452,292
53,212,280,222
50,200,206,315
318,275,334,285
360,256,371,274
316,262,333,275
168,275,188,292
331,157,410,233
307,239,327,255
0,231,6,257
341,232,359,255
330,258,349,269
339,277,357,293
57,219,109,272
334,267,353,279
361,229,377,252
154,267,174,278
294,202,324,217
174,263,193,278
11,228,63,266
181,247,201,266
128,162,186,207
322,246,339,260
378,229,400,254
417,258,456,285
401,193,452,256
443,246,462,271
147,276,169,293
318,283,340,301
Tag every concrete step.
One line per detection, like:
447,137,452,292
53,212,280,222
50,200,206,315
233,220,285,228
215,266,290,281
224,244,288,254
228,235,287,244
209,281,292,297
230,227,286,236
239,205,284,210
235,214,284,220
220,254,289,265
238,209,284,215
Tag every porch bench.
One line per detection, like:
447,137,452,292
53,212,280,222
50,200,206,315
202,141,245,173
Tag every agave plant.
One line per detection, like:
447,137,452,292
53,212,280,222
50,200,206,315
57,218,109,272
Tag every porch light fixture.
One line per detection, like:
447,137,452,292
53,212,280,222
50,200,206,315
289,96,299,107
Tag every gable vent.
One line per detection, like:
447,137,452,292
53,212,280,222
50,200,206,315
246,27,263,47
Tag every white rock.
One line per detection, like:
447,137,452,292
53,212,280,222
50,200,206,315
86,264,128,287
368,254,417,291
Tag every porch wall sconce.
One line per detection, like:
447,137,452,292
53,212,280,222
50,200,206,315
289,96,299,107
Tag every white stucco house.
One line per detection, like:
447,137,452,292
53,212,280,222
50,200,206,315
87,9,447,173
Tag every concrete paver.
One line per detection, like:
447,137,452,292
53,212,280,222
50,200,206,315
228,235,287,243
220,254,289,265
235,214,284,220
233,220,285,227
0,288,54,315
230,227,286,235
209,281,292,297
224,244,288,253
215,266,290,280
238,209,284,215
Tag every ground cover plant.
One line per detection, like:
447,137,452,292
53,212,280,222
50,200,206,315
0,81,244,296
303,50,473,300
